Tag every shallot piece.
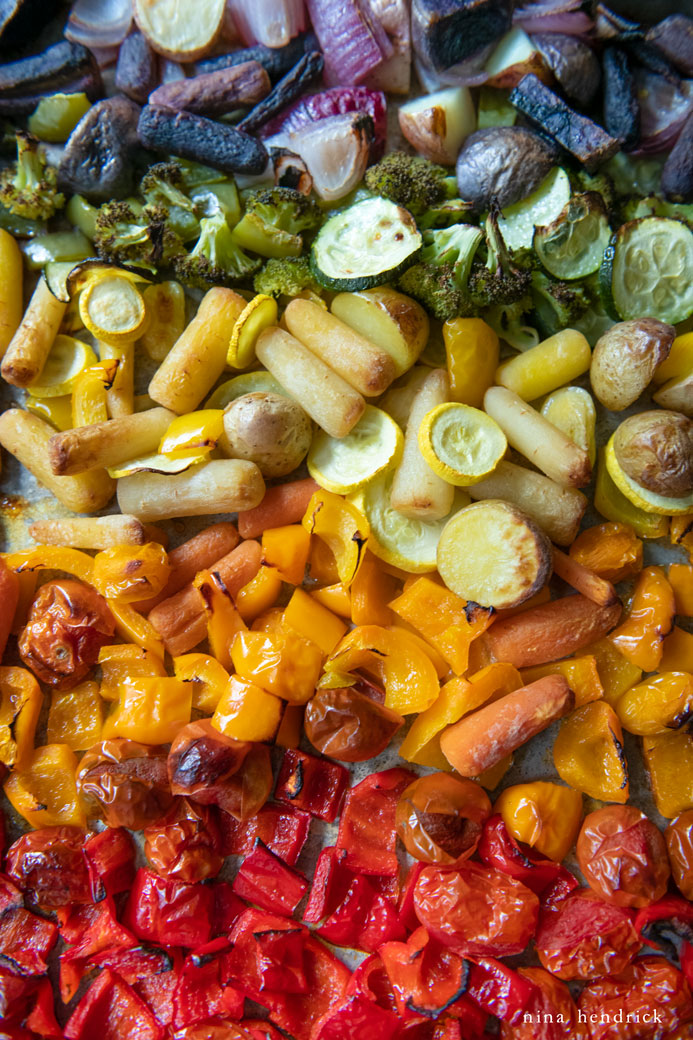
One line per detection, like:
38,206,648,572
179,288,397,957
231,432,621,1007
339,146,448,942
306,0,390,87
260,86,387,160
66,0,133,49
513,0,593,39
266,111,373,200
631,69,693,156
226,0,306,49
362,0,411,95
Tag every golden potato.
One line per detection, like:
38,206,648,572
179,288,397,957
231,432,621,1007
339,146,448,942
613,410,693,498
590,319,675,411
223,392,312,478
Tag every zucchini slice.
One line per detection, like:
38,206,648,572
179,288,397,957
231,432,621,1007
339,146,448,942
492,166,571,252
311,197,422,291
600,217,693,325
534,192,611,280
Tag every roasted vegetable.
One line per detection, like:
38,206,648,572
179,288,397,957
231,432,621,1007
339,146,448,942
398,222,483,320
364,150,457,218
253,255,322,297
0,39,98,97
94,201,183,270
137,105,269,176
0,130,63,220
602,47,640,152
467,205,533,309
238,51,325,134
232,186,322,259
59,96,141,203
140,161,200,241
611,411,693,501
174,212,260,288
530,272,590,338
455,126,558,211
532,32,601,107
115,28,159,104
411,0,513,75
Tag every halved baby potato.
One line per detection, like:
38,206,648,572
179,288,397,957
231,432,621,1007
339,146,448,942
436,500,553,609
590,318,675,411
606,412,693,515
330,287,429,378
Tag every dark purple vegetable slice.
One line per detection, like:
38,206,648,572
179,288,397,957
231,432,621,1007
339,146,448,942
149,62,270,116
115,29,159,104
602,47,640,151
411,0,512,73
196,33,314,82
138,105,269,175
662,110,693,202
0,40,99,98
58,96,141,203
510,73,620,171
647,15,693,77
531,33,601,107
237,51,324,134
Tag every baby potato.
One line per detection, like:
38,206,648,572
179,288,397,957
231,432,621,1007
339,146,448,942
223,391,312,478
613,410,693,498
591,318,675,410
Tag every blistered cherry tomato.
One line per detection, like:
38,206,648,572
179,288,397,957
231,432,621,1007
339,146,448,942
413,860,539,957
499,966,589,1040
667,811,693,901
77,739,173,830
578,956,693,1040
577,805,670,908
6,826,91,907
168,719,272,821
396,773,491,865
535,889,640,981
143,798,223,883
305,685,404,763
18,579,114,689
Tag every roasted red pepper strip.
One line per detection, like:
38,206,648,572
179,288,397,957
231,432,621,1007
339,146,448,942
274,749,349,823
379,926,470,1019
124,868,213,948
336,767,416,876
59,899,137,1002
477,815,579,900
232,840,308,916
311,994,402,1040
6,826,92,908
0,872,24,914
346,954,400,1013
266,936,351,1040
24,976,63,1039
303,847,352,924
680,941,693,990
172,945,244,1029
633,895,693,952
210,881,247,936
63,967,164,1040
226,908,309,1001
135,960,180,1031
399,861,426,932
84,826,136,899
218,802,311,865
317,873,405,952
466,956,539,1024
0,907,58,975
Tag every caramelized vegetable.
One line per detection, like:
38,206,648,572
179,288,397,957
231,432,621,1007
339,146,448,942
494,781,582,863
569,521,643,582
609,565,675,672
576,805,670,909
76,739,173,830
305,685,404,763
395,773,491,865
553,701,629,803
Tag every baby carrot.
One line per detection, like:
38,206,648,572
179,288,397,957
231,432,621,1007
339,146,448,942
237,478,320,539
136,521,239,612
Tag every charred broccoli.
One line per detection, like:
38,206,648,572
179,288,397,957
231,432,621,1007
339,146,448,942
254,255,321,297
467,205,533,308
531,271,590,337
94,200,184,270
174,211,260,289
484,297,539,352
140,161,199,241
364,151,458,220
0,131,64,221
233,186,322,258
397,223,483,320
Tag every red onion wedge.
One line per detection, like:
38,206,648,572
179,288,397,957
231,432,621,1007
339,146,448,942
513,0,593,38
362,0,411,95
631,70,693,156
66,0,133,49
260,86,387,160
265,111,373,201
225,0,305,49
306,0,390,87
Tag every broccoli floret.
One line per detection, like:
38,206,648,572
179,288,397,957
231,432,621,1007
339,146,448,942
364,151,457,218
254,255,322,297
0,131,64,221
467,204,533,308
484,297,540,352
233,187,322,258
574,168,618,218
140,161,200,241
531,271,590,337
418,196,476,229
174,211,260,289
396,223,484,321
94,200,184,271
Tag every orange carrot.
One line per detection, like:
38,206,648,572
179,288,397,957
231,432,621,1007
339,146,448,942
148,539,262,656
552,548,618,608
0,558,19,660
137,521,239,613
440,674,574,776
482,594,622,669
237,478,319,539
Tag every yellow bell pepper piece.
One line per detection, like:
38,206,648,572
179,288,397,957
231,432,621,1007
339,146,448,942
102,677,191,745
194,568,247,671
494,781,583,862
26,393,74,431
669,564,693,616
653,331,693,384
46,681,102,752
173,653,231,714
212,675,282,741
553,701,629,804
477,754,513,791
10,571,38,634
302,490,368,586
251,607,285,634
98,644,166,702
0,666,42,770
107,599,166,660
4,546,95,584
310,582,352,618
231,628,323,704
283,587,347,656
93,543,170,603
521,656,603,708
594,449,668,539
350,550,399,626
159,409,225,459
581,637,642,707
262,524,311,585
391,623,449,679
660,627,693,673
642,730,693,818
4,743,86,828
328,625,439,715
72,360,118,427
609,566,675,672
236,566,283,622
309,538,341,586
399,676,473,770
276,703,304,749
443,317,499,408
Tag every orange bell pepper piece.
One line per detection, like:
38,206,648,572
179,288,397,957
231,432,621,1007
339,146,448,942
236,566,283,622
581,638,642,707
231,628,323,704
350,551,399,627
671,513,693,558
568,522,643,582
102,677,192,745
0,666,41,770
212,675,282,742
92,543,170,602
391,624,449,679
327,625,439,715
308,538,340,586
108,599,166,660
262,524,311,585
276,703,304,749
616,672,693,736
553,701,629,804
669,564,693,616
194,568,247,671
310,582,352,619
283,587,347,656
46,681,102,752
660,627,693,674
642,730,693,818
4,743,86,828
302,490,368,586
4,546,95,584
173,653,231,714
521,656,603,708
98,644,166,701
609,566,675,672
477,754,513,791
494,781,583,862
10,570,37,634
0,558,19,661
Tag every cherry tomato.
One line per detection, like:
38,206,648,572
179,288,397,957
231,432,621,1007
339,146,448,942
499,967,589,1040
168,719,272,821
666,811,693,901
578,956,693,1040
396,773,491,865
305,685,404,763
18,579,114,689
577,805,670,908
413,860,539,957
143,798,223,883
535,889,641,981
76,739,173,830
5,826,91,908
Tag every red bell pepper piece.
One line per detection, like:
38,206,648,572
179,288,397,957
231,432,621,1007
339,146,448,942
465,957,539,1024
311,994,403,1040
84,827,136,900
172,946,244,1029
399,861,425,933
210,881,247,936
447,995,489,1038
59,899,138,1002
23,976,63,1039
0,872,24,914
64,968,165,1040
242,1020,285,1040
477,816,578,901
226,908,309,1001
0,967,39,1028
232,841,308,916
135,962,180,1031
346,954,400,1013
124,868,213,948
303,847,351,924
91,944,175,984
218,803,311,865
318,874,405,953
336,767,415,876
267,936,351,1040
633,895,693,951
379,926,469,1019
681,941,693,990
0,907,58,975
275,749,349,823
